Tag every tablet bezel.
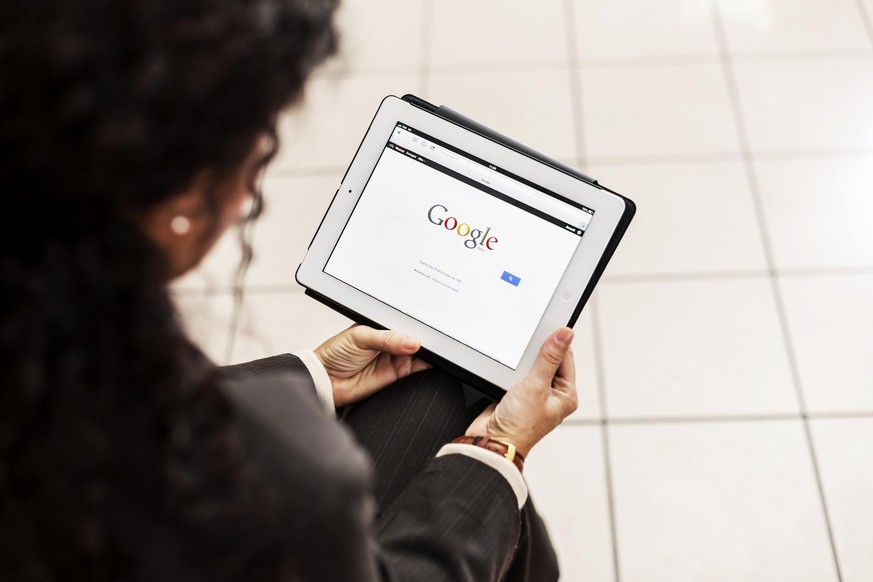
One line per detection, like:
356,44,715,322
297,95,628,393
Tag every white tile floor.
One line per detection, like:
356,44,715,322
176,1,873,580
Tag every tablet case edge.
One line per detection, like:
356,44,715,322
298,94,636,399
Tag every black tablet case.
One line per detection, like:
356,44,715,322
300,94,635,400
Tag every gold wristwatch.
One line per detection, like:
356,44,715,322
451,436,525,473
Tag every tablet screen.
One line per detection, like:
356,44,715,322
324,123,594,369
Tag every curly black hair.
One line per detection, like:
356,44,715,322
0,0,337,579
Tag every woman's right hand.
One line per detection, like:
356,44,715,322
465,328,577,459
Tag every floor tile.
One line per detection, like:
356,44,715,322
755,154,873,269
733,56,873,153
318,0,424,76
591,161,768,276
610,420,838,582
569,305,602,421
598,278,798,418
525,426,614,582
429,0,567,68
427,69,578,161
230,291,354,364
579,64,741,159
170,225,242,292
272,74,421,173
246,174,339,288
811,418,873,582
572,0,718,61
778,275,873,413
717,0,871,54
172,292,235,365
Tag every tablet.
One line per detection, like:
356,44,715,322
296,95,635,399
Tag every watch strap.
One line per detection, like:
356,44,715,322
451,436,525,473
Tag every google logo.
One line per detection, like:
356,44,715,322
427,204,498,250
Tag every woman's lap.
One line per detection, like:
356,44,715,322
339,369,560,582
339,368,491,511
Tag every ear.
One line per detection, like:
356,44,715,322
138,170,220,278
139,134,270,280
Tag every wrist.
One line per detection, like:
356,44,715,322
452,436,525,473
313,345,326,367
465,428,532,458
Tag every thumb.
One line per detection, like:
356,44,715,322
528,327,574,385
352,326,420,355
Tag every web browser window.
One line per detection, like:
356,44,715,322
324,123,594,369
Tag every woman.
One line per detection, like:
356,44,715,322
0,0,578,580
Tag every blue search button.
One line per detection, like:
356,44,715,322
501,271,521,287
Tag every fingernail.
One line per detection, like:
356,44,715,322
556,328,574,347
402,337,420,350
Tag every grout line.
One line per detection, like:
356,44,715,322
711,0,795,392
264,147,873,179
265,165,346,178
576,49,873,69
799,413,846,581
590,152,743,166
588,147,873,167
562,417,603,427
747,147,873,160
778,265,873,278
419,0,434,96
311,65,421,80
856,0,873,47
590,294,622,582
808,410,873,420
563,410,873,427
579,54,720,69
239,284,308,294
428,60,571,75
564,0,587,164
602,270,768,284
171,286,237,296
600,266,873,286
586,413,799,425
311,48,873,80
710,2,844,580
729,48,873,63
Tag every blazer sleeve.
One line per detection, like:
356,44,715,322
223,371,522,582
373,455,521,581
221,354,312,381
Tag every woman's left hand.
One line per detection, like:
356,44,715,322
314,325,431,407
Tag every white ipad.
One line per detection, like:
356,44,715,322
296,95,634,397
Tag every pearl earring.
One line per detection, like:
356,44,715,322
170,215,191,235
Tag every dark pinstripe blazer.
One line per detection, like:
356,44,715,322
220,354,522,581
